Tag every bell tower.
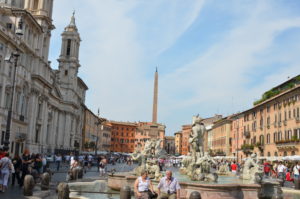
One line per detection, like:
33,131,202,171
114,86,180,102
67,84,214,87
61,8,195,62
57,12,81,95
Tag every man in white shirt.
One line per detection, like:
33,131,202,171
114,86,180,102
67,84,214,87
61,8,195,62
277,162,287,180
157,170,180,199
293,162,300,179
70,153,75,167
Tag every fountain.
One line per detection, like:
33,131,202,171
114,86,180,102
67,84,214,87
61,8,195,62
107,116,261,198
70,115,292,198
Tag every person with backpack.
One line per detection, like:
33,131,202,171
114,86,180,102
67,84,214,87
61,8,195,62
0,153,14,192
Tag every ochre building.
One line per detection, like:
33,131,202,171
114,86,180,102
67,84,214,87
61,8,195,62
109,121,137,153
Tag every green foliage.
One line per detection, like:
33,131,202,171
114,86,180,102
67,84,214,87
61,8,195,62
253,82,295,106
241,144,254,150
292,135,298,141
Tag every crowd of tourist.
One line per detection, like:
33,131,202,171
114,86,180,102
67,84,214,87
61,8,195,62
0,148,124,193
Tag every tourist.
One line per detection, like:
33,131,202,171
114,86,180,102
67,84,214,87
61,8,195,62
42,155,47,173
231,161,237,174
88,154,93,169
0,153,13,192
83,155,88,173
11,154,22,186
277,161,287,181
55,154,62,171
20,149,32,186
34,154,43,174
70,152,75,167
157,170,180,199
286,168,294,182
0,148,5,160
99,157,107,176
134,170,155,199
293,162,300,179
263,161,271,177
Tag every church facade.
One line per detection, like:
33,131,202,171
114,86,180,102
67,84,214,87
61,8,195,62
0,0,87,155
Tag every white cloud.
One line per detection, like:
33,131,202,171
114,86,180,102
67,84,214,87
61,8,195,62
159,2,300,133
49,1,300,135
49,0,203,124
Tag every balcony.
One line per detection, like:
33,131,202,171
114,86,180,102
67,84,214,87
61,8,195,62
241,144,254,155
15,132,26,142
275,139,299,150
244,131,250,138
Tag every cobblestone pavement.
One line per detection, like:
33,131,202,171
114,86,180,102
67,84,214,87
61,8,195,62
0,162,137,199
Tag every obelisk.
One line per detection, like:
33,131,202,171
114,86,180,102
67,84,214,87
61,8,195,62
152,68,158,123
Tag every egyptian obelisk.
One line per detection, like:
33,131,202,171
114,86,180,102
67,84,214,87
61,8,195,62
152,68,158,124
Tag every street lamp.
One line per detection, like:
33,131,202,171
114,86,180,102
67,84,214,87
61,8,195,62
3,16,23,152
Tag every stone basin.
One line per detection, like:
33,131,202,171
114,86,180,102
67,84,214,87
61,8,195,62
68,180,120,199
108,172,261,199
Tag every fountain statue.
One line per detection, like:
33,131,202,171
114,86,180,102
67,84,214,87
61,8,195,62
131,138,167,180
240,153,263,183
180,115,219,182
217,161,231,175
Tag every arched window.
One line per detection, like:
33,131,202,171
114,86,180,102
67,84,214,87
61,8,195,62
267,152,271,157
292,151,296,155
278,131,282,141
274,132,277,143
284,151,287,156
259,135,264,144
274,151,278,156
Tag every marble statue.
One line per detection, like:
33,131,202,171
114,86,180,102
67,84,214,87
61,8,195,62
217,161,231,175
240,153,263,183
131,139,167,178
191,152,218,182
189,115,205,160
180,115,219,182
146,159,162,180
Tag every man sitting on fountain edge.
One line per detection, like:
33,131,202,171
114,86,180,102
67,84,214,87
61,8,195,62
157,170,181,199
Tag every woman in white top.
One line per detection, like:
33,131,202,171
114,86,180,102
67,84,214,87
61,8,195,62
0,153,13,192
134,170,155,199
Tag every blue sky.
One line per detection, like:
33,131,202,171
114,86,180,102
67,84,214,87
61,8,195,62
49,0,300,135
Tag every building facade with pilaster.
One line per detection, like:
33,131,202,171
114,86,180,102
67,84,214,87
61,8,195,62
0,0,87,155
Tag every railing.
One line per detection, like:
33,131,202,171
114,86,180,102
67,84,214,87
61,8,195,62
275,139,300,145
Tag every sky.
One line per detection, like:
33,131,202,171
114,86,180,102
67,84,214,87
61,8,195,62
49,0,300,135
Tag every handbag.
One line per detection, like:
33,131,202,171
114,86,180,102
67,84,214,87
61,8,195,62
147,190,158,199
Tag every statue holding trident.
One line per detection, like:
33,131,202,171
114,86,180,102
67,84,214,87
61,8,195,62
189,115,205,160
